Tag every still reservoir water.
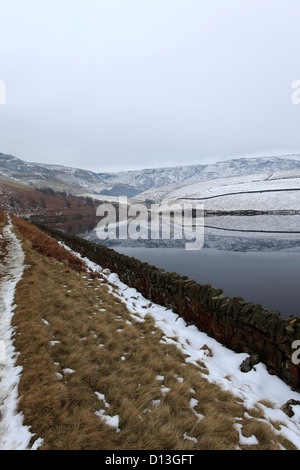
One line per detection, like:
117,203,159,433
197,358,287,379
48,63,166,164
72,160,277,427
75,214,300,318
114,245,300,318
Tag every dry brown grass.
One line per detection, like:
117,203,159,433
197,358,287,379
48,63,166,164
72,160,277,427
4,216,297,450
12,216,89,275
0,178,35,190
0,208,5,225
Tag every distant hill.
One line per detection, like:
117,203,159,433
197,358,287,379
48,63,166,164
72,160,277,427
101,155,300,193
1,152,300,197
0,153,107,195
134,167,300,211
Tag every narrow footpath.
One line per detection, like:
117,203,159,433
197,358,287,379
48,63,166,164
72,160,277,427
0,215,38,449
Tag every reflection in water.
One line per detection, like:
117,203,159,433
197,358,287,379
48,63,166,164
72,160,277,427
72,215,300,318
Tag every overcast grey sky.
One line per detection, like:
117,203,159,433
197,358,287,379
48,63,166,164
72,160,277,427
0,0,300,172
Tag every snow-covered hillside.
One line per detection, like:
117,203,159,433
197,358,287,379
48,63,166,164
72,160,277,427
103,156,300,192
1,152,300,199
134,169,300,211
0,153,107,195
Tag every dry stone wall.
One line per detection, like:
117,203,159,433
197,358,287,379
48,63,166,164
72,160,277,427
33,222,300,391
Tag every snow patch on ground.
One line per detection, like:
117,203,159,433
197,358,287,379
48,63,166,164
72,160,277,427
95,391,120,433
